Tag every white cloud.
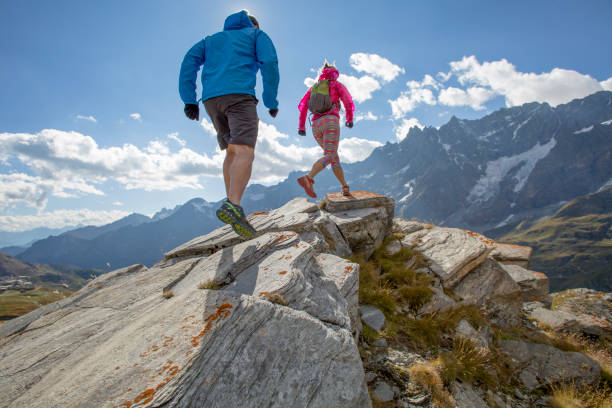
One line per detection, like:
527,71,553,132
438,86,496,110
338,137,383,162
76,115,97,123
167,132,186,147
354,112,378,122
389,75,441,119
112,201,124,206
0,209,130,232
200,118,217,136
129,113,142,122
389,87,436,119
0,129,225,209
0,173,104,211
449,55,606,107
437,71,452,82
601,77,612,91
394,118,424,142
349,53,405,82
338,74,381,103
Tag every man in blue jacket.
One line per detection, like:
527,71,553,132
179,10,279,239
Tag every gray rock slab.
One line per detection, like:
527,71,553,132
360,305,386,332
452,258,522,326
490,243,533,268
499,340,601,391
551,288,612,335
527,304,611,336
313,214,353,257
417,286,456,316
501,264,549,302
165,198,319,260
316,254,360,334
329,207,388,258
392,217,426,235
373,380,394,402
452,381,488,408
401,227,493,288
325,191,395,227
455,320,489,350
0,230,371,408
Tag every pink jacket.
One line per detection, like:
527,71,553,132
298,67,355,130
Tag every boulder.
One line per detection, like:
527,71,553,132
372,380,394,402
392,218,426,235
329,207,388,259
325,191,395,227
451,258,522,326
400,227,494,288
455,320,489,350
499,340,601,391
417,286,456,316
490,243,533,268
526,302,612,336
552,288,612,333
360,305,386,332
500,264,549,303
452,381,488,408
0,230,372,408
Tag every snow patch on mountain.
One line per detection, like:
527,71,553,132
399,180,415,203
397,164,410,174
495,214,514,228
468,137,557,203
513,118,531,139
574,125,594,134
597,178,612,192
601,119,612,126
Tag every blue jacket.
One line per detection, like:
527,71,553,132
179,11,279,110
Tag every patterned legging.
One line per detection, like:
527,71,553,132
312,115,341,170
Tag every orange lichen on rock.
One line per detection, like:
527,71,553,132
120,401,132,408
279,270,287,275
530,271,548,279
249,211,268,216
133,389,155,405
274,233,295,245
258,291,269,297
344,265,353,274
191,303,233,347
115,366,120,370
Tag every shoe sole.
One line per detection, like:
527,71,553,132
297,177,317,198
216,208,256,239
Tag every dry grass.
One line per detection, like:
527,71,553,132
438,337,495,387
549,382,612,408
261,292,288,306
408,362,455,408
197,280,222,290
162,290,174,299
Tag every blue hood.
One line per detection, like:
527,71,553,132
223,10,254,31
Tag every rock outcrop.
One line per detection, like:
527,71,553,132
0,193,394,408
1,192,607,408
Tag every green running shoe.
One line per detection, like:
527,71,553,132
216,199,257,239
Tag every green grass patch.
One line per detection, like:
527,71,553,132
0,288,70,319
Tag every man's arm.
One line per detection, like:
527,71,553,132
178,39,206,104
255,31,279,110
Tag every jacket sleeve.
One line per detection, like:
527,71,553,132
337,82,355,123
255,31,280,110
178,39,206,105
298,89,311,130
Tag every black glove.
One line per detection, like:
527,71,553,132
345,121,353,128
269,108,278,118
298,129,306,136
184,104,199,121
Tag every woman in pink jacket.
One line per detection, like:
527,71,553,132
297,63,355,198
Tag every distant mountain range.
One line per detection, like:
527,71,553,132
491,186,612,292
3,91,611,289
14,199,220,270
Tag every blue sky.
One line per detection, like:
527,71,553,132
1,0,611,231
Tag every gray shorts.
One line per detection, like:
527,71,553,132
203,94,259,150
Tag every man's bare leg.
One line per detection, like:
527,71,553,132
223,147,235,198
226,144,254,206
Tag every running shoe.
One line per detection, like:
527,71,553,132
216,199,257,239
297,175,317,198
